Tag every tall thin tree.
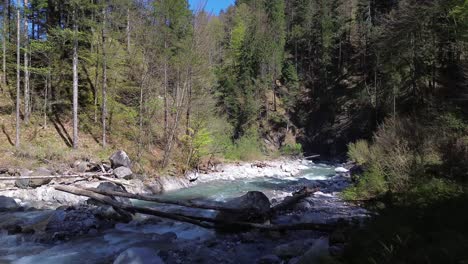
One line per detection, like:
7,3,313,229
15,8,20,148
72,9,79,149
1,0,7,92
101,6,107,148
23,0,30,123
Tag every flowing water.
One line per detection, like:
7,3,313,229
0,162,342,264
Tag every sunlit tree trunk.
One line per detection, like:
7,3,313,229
101,7,107,148
72,10,79,149
15,9,20,148
126,7,130,52
23,0,30,123
2,0,7,92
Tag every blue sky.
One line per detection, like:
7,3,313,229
189,0,235,15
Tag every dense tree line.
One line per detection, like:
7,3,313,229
0,0,466,171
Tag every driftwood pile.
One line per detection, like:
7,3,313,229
54,185,335,232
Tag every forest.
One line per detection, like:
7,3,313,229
0,0,467,263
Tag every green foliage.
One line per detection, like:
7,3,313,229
280,143,302,156
347,140,372,165
223,128,264,161
342,165,387,201
180,126,213,168
407,178,462,207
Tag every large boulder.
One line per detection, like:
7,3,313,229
15,169,32,189
14,168,52,189
113,247,164,264
45,209,99,239
0,195,19,211
109,150,132,169
29,168,53,188
216,191,271,226
114,166,133,180
90,182,130,204
273,239,316,259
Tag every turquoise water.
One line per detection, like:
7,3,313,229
159,163,336,202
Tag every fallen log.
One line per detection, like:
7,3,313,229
304,155,320,160
169,211,335,232
84,187,244,213
0,172,113,181
96,175,132,186
55,185,335,232
54,185,213,228
269,187,318,215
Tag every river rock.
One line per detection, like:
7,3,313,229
93,182,130,204
114,166,133,180
294,200,312,211
334,167,349,173
110,150,132,169
15,169,32,189
113,247,164,264
73,161,90,172
216,191,271,225
29,168,53,188
295,238,329,264
0,195,19,211
273,239,316,259
256,254,282,264
45,209,99,239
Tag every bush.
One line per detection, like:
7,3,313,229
347,140,372,165
342,165,387,201
224,128,264,161
280,143,302,156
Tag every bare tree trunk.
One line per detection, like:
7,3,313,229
126,7,130,53
72,10,79,149
185,67,192,135
163,76,188,167
163,40,168,141
43,72,49,128
15,9,20,148
23,0,30,123
2,0,7,92
101,7,107,148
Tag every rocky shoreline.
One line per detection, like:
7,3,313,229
0,153,368,264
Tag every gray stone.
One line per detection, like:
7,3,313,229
74,161,90,172
109,150,132,169
274,239,316,259
113,247,164,264
294,200,312,211
15,169,32,189
89,182,130,205
256,254,282,264
114,166,133,180
295,238,329,264
0,195,19,211
29,168,53,188
45,209,99,237
216,191,271,224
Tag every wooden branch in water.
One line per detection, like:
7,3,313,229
304,155,320,160
0,173,113,181
169,211,335,232
54,185,214,228
84,187,244,213
269,187,318,215
96,175,132,186
55,185,335,232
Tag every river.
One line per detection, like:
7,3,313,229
0,161,367,264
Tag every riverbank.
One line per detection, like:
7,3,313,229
0,157,313,209
0,157,368,263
